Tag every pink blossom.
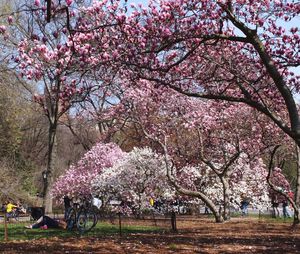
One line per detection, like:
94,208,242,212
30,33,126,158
34,0,40,7
0,25,6,34
7,16,13,24
52,142,125,198
66,0,73,6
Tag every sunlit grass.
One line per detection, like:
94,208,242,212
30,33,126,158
0,221,162,241
168,243,178,250
1,213,294,242
229,212,294,223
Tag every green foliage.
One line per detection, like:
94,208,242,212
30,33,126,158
0,86,22,159
16,159,39,196
0,68,34,161
0,68,39,202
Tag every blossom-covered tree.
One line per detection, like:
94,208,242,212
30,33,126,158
62,0,299,223
91,146,271,222
0,0,89,213
269,167,292,202
52,142,124,199
2,0,297,221
179,155,271,211
267,145,293,206
92,147,174,216
103,83,284,221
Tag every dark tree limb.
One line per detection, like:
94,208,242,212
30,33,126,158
46,0,51,23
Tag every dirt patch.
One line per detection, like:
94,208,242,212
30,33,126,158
1,217,300,253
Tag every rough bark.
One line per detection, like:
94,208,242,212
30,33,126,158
220,176,230,221
43,122,57,214
294,146,300,224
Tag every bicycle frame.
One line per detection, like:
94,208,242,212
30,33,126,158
66,197,98,233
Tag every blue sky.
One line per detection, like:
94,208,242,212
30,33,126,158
127,0,149,4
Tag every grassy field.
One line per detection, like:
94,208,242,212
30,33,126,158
0,221,162,241
0,214,294,242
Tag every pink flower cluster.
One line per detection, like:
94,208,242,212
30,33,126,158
52,142,125,199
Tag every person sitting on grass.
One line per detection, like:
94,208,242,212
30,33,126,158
25,215,67,229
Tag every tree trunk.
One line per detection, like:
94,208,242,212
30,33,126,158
220,176,231,221
214,212,224,223
294,145,300,224
175,185,224,223
203,198,224,223
293,208,299,225
171,210,177,232
43,123,57,214
137,193,142,219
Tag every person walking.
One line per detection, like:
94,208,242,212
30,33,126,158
63,196,71,220
282,199,291,218
272,195,280,218
240,195,250,216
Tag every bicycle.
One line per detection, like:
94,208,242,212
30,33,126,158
66,197,100,233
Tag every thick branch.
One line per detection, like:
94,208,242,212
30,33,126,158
221,4,300,139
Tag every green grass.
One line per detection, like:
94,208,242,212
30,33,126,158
228,212,294,222
205,212,295,224
0,221,162,241
257,214,294,223
168,243,178,250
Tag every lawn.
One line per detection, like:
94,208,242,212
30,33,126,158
0,221,162,241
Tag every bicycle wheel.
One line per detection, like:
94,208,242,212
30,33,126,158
76,209,97,233
14,212,20,221
66,207,76,230
13,211,20,221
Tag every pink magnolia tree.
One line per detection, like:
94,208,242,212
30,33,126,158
267,145,293,204
102,83,287,222
52,142,124,199
0,0,91,213
2,0,297,221
268,167,292,202
61,0,299,223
